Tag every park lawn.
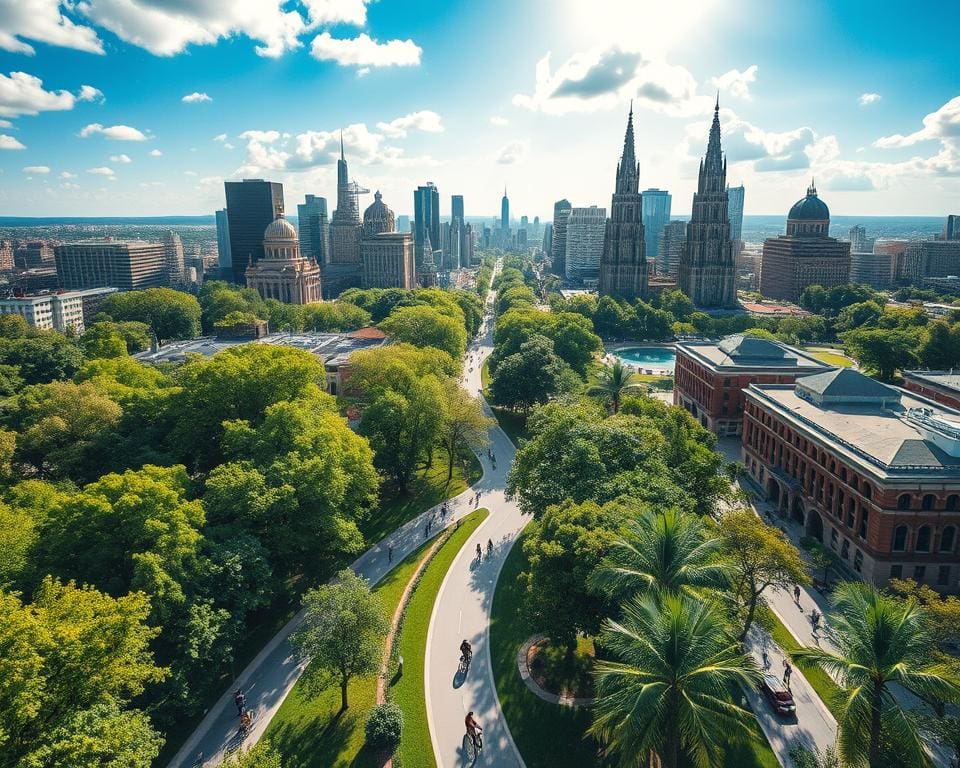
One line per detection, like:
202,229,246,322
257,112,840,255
390,508,490,768
490,531,781,768
360,445,482,547
804,348,854,368
264,537,437,768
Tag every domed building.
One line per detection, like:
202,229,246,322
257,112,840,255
245,215,322,304
759,181,850,303
359,191,415,289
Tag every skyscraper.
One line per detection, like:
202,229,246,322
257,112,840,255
215,209,231,271
641,188,671,262
329,136,364,265
414,183,440,268
943,215,959,241
678,98,737,308
657,220,687,278
298,194,330,263
551,199,572,276
727,184,745,252
565,206,607,284
849,224,867,253
452,195,465,223
542,223,553,258
162,230,185,286
223,178,284,284
599,105,648,300
501,187,510,231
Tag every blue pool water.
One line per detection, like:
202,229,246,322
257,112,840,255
614,346,676,373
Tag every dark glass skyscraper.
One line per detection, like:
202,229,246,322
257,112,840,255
297,194,329,263
451,195,464,222
641,188,671,262
223,178,284,283
501,187,510,231
414,183,440,268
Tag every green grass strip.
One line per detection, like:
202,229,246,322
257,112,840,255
767,611,842,718
390,508,490,768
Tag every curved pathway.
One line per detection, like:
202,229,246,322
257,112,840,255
168,286,499,767
425,279,530,767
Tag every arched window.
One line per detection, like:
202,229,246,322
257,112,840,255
916,525,932,552
892,525,908,551
922,494,936,511
947,495,959,511
941,527,956,553
863,484,872,500
897,494,912,511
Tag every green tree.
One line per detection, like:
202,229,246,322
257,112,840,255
590,595,761,768
587,359,643,414
300,301,372,332
835,301,884,333
290,569,388,712
0,363,23,397
221,741,284,768
198,281,268,331
101,287,201,342
80,321,128,358
490,334,573,413
794,583,960,768
842,327,920,380
380,304,467,359
439,382,492,480
0,314,30,338
0,332,84,384
591,508,728,603
919,321,960,370
716,510,810,641
521,499,624,650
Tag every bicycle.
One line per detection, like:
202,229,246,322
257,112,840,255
466,728,483,758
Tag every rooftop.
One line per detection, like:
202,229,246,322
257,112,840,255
903,370,960,393
678,334,828,372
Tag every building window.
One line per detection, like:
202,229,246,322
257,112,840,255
922,494,936,511
948,495,960,511
914,565,926,581
890,564,903,579
942,526,956,553
892,525,908,551
862,484,872,500
840,539,850,559
840,467,847,481
853,549,863,572
859,508,869,539
830,528,839,548
939,565,951,586
897,494,911,511
916,525,932,552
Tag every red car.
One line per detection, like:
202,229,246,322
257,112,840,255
760,673,797,716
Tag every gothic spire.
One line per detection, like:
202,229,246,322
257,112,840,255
704,95,723,173
615,102,639,194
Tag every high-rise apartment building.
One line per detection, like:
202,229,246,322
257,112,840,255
657,220,687,278
16,241,55,268
759,182,851,303
0,287,117,333
501,188,510,231
162,230,185,286
642,188,671,262
727,184,745,251
55,239,168,291
599,106,648,300
298,195,330,263
565,206,607,285
223,178,284,283
849,224,868,253
414,183,440,268
551,199,572,276
215,209,232,270
0,240,13,271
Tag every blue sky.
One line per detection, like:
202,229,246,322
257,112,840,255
0,0,957,219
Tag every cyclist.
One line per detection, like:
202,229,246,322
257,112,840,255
476,543,482,562
459,639,472,663
465,711,482,751
239,709,252,734
487,538,494,557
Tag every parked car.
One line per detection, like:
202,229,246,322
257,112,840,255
759,673,797,716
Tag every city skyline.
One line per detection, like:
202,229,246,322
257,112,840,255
0,0,958,218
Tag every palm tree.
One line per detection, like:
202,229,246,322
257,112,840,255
793,583,960,768
590,595,761,768
590,508,730,602
588,359,643,414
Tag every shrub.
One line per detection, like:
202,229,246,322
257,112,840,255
365,701,403,752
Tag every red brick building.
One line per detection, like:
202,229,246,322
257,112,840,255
743,368,960,594
674,335,828,436
902,371,960,410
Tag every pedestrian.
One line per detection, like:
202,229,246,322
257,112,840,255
793,584,801,605
783,659,792,690
424,523,429,540
388,545,393,564
233,688,245,715
762,649,770,670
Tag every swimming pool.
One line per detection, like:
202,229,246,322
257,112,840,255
613,346,676,373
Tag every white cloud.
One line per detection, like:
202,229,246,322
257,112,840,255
0,134,25,150
0,0,103,55
60,171,77,179
0,71,83,117
513,46,705,116
0,119,10,128
77,85,104,103
60,182,80,190
489,116,509,126
310,32,421,68
184,170,198,176
497,140,528,165
22,165,50,174
110,153,131,163
80,122,148,141
182,91,212,103
708,65,758,100
874,96,960,148
302,0,371,26
149,148,163,156
858,92,881,107
139,181,165,188
213,133,228,142
86,166,115,176
224,142,235,150
376,110,443,138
